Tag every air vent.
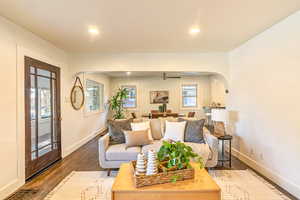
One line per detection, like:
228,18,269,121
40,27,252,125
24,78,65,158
163,72,181,80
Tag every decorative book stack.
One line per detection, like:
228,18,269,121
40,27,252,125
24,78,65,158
135,153,146,175
146,150,158,176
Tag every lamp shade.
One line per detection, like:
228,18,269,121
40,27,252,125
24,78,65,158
211,109,226,122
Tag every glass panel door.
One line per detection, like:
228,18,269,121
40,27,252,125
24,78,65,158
25,57,61,179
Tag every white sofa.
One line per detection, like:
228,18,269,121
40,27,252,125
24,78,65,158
98,124,218,175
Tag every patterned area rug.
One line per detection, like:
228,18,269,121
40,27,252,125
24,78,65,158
209,170,290,200
45,170,291,200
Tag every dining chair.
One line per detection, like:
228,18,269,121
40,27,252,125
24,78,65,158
131,112,137,119
151,110,159,113
188,112,195,118
151,113,164,119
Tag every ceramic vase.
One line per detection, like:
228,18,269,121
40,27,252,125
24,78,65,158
146,150,158,175
136,153,146,175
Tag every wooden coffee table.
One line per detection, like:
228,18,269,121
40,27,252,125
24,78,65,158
112,162,221,200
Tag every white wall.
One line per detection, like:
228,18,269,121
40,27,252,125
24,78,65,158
210,74,227,106
62,72,110,156
110,76,213,118
228,11,300,198
0,16,110,199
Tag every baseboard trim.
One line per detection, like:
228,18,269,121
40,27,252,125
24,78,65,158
62,127,107,158
232,148,300,199
0,178,24,200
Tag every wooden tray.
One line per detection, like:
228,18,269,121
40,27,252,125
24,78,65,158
131,161,195,188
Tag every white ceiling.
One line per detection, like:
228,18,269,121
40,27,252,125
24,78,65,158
0,0,299,53
101,71,214,78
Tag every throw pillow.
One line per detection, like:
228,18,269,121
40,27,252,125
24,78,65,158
178,118,206,143
108,118,133,144
131,121,154,141
159,117,178,136
163,121,186,142
123,129,152,148
179,117,198,121
150,119,163,140
133,118,143,123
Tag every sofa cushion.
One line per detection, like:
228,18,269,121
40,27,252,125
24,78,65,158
150,119,163,140
184,142,211,165
106,143,141,161
133,118,143,123
178,117,198,121
178,118,206,144
124,129,152,148
108,118,133,144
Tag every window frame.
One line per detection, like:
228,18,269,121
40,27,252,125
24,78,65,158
121,85,137,109
181,84,198,108
85,79,104,115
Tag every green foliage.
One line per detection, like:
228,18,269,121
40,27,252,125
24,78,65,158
170,175,182,183
158,141,204,170
108,88,129,119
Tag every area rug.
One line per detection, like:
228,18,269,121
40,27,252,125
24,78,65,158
45,170,291,200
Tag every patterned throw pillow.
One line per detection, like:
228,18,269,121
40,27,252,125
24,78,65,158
108,119,133,144
178,118,206,144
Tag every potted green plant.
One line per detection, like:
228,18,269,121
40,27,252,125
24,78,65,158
108,88,129,119
157,141,204,171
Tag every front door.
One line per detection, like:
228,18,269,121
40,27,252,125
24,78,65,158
24,56,62,179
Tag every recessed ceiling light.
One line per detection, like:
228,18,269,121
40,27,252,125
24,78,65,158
88,27,99,35
126,72,131,75
189,28,201,35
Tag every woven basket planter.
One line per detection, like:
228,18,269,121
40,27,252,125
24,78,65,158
131,160,195,188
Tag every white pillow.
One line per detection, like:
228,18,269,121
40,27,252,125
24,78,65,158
163,121,186,142
131,121,154,141
159,117,178,136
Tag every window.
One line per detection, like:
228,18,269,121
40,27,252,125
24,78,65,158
122,85,137,108
85,80,104,113
30,88,51,120
182,84,197,107
40,88,51,118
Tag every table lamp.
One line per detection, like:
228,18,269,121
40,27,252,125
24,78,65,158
211,108,227,136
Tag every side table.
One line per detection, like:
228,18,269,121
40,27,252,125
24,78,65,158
216,135,233,167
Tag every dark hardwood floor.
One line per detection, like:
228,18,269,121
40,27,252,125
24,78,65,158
5,134,297,200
